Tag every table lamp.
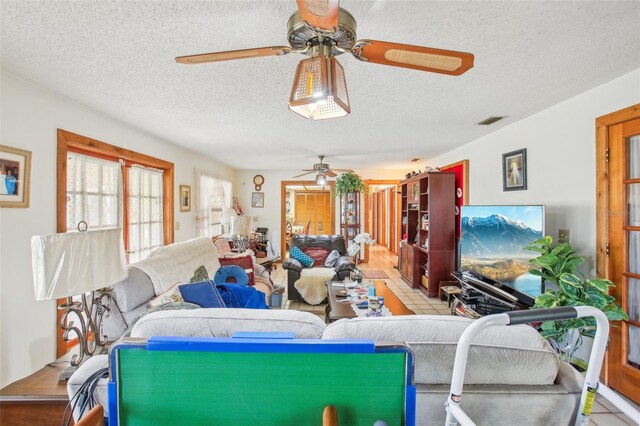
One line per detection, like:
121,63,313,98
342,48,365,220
31,226,126,379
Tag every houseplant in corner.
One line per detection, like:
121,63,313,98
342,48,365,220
526,236,628,369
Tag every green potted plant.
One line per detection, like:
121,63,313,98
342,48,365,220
334,172,365,196
526,236,628,368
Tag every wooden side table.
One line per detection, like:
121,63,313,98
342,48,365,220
0,358,70,426
440,285,462,307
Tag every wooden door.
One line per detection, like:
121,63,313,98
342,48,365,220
597,105,640,404
294,191,331,235
388,187,397,253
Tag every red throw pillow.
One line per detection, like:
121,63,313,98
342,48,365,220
302,247,331,266
219,256,255,286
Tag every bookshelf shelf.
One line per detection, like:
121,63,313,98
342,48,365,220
398,172,456,297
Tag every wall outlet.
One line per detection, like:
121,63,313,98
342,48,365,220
175,221,180,231
558,228,570,244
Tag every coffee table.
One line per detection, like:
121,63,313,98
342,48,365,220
325,280,415,322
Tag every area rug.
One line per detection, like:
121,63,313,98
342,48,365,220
361,270,390,279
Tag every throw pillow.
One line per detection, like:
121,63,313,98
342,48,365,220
324,249,341,268
290,246,314,268
214,265,250,286
190,265,210,283
219,255,255,286
147,282,184,308
303,246,331,266
178,280,226,308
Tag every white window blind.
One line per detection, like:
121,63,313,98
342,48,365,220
195,170,232,238
128,165,164,263
66,152,122,231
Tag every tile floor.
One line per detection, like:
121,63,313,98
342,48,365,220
270,245,639,425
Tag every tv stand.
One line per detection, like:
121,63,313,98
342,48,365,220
451,271,534,317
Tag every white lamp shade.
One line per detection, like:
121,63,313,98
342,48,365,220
231,215,253,236
31,228,127,301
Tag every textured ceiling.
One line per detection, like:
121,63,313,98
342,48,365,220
2,1,639,171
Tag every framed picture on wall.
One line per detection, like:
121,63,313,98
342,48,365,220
502,148,527,191
0,144,32,208
179,185,191,212
252,192,264,208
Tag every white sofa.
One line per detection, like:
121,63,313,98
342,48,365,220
70,310,583,425
103,237,272,340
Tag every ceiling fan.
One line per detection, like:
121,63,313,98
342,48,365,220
292,155,353,185
176,0,475,120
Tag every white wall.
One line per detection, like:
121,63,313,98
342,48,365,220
429,68,640,271
0,71,236,387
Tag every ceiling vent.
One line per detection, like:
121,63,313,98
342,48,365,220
478,116,506,126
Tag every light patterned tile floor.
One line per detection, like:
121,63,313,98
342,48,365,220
271,245,640,425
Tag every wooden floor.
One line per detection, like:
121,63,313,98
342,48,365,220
271,245,451,319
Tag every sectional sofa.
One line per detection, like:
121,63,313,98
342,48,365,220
70,309,583,425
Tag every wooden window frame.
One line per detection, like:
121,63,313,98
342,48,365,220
56,129,174,356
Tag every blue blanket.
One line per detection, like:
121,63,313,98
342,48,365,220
216,283,269,309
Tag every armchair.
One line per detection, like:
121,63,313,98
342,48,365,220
282,235,354,301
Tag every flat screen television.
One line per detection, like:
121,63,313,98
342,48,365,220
460,205,545,297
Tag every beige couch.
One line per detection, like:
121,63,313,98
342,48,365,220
103,237,272,341
71,310,582,425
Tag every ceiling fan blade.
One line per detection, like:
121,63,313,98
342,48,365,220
324,170,337,178
296,0,340,31
176,46,292,65
329,169,354,173
351,39,474,76
292,171,315,178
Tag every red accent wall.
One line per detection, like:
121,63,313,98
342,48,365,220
440,163,465,238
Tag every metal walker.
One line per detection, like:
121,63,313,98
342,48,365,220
444,306,615,426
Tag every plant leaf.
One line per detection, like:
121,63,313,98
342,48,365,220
551,243,570,256
536,254,559,267
560,273,583,288
584,292,607,309
587,278,614,293
559,280,580,298
603,305,629,321
565,257,584,270
529,268,544,277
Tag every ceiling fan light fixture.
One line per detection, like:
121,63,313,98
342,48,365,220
315,173,327,186
288,49,350,120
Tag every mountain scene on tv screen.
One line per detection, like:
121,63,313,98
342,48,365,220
461,213,542,284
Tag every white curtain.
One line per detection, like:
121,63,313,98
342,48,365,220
128,165,164,263
194,170,232,238
66,152,122,231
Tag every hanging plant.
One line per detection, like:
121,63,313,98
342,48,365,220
334,172,365,196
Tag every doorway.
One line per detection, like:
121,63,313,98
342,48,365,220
596,103,640,404
363,180,402,263
280,181,335,258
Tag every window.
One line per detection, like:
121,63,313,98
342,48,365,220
195,170,232,238
66,152,121,231
128,165,164,263
57,129,174,357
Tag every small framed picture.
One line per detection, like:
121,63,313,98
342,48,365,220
502,148,527,191
0,145,32,208
179,185,191,212
251,192,264,208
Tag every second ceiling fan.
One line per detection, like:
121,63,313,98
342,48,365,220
293,155,352,185
176,0,474,120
